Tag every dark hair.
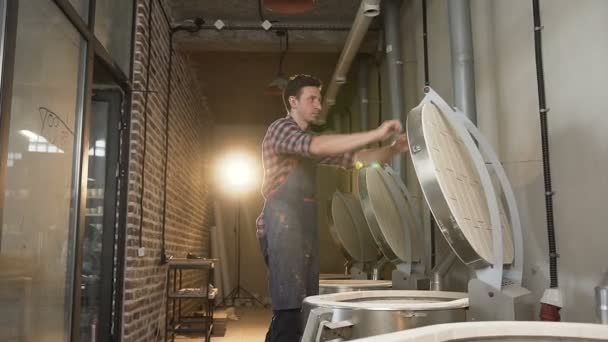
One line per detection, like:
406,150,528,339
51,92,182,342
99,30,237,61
282,74,322,111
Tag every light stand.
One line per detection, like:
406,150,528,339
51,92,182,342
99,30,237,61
221,199,263,307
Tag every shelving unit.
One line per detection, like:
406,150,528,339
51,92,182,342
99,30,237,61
165,258,217,342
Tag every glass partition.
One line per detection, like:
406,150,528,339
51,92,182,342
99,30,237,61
0,0,86,340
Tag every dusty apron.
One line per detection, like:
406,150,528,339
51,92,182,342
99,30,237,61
260,156,319,310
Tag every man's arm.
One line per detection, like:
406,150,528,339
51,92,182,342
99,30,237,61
354,134,409,165
309,130,379,157
309,120,402,157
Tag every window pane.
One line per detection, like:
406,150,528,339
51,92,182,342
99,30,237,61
80,94,110,341
95,0,133,74
68,0,90,23
0,0,86,340
0,0,5,84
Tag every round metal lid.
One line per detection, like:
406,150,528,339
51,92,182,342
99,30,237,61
303,290,469,310
319,280,392,289
319,273,352,280
358,165,424,268
352,322,608,341
330,191,379,263
407,91,515,271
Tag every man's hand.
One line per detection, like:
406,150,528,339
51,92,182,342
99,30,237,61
374,120,403,141
391,134,409,153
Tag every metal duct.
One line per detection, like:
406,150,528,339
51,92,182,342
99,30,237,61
383,0,406,180
448,0,477,124
320,0,380,124
358,55,371,131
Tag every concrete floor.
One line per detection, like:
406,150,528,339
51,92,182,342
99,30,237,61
176,306,272,342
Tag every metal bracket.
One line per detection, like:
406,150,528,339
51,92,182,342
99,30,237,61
301,307,334,342
318,320,354,341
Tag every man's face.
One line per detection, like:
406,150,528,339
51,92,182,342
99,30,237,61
290,86,322,123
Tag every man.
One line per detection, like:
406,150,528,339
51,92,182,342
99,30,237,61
256,74,408,342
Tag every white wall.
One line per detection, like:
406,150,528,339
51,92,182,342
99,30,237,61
401,0,608,322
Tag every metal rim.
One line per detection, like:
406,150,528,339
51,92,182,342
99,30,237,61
327,192,356,263
408,102,488,269
303,290,469,311
329,191,379,263
358,166,418,269
382,167,426,269
319,280,392,288
456,113,524,285
407,87,522,289
352,321,608,340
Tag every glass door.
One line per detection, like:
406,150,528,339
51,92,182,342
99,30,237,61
0,0,87,340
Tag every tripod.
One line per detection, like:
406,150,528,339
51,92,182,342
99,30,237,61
222,201,263,306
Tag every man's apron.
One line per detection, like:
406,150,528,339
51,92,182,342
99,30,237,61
259,157,319,310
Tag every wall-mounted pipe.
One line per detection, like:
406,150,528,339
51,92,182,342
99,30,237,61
430,251,457,291
532,0,558,291
200,21,359,32
448,0,477,123
422,0,430,86
383,0,406,181
159,17,205,265
320,0,380,124
532,0,561,321
372,257,389,280
358,55,371,132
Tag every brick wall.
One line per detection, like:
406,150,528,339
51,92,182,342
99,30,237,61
121,0,214,341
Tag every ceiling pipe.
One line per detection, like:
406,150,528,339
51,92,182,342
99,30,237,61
358,54,371,132
448,0,477,124
201,21,362,32
319,0,380,124
383,0,406,181
264,0,316,14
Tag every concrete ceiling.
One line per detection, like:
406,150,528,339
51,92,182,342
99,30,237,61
168,0,380,52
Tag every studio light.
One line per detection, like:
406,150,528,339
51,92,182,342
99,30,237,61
216,151,259,196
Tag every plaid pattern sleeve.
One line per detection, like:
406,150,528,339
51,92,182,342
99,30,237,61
318,151,355,169
257,116,313,237
269,118,313,156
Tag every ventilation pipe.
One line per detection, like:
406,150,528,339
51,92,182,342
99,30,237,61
383,0,406,181
448,0,477,123
471,0,500,151
320,0,380,124
358,55,371,131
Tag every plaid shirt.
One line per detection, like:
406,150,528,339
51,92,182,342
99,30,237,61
256,115,354,237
